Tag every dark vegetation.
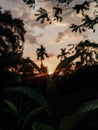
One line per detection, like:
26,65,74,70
1,0,98,130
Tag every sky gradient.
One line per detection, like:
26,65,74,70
0,0,98,73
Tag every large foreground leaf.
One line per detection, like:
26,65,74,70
23,107,44,129
49,52,84,88
77,99,98,114
4,87,48,110
59,99,98,130
32,122,54,130
55,52,82,74
27,59,42,73
4,99,19,117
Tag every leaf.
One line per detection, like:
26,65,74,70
36,16,42,21
57,0,73,4
82,28,85,32
35,14,40,16
4,99,18,117
35,8,50,24
23,107,44,129
41,19,44,24
59,114,83,130
49,51,85,88
26,59,42,73
4,87,48,110
23,0,35,5
59,99,98,130
77,99,98,114
55,52,82,74
32,122,54,130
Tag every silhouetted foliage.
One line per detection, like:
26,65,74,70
57,48,70,62
70,15,97,33
71,40,98,69
36,45,49,74
57,0,74,4
23,0,35,8
35,8,51,24
19,57,34,78
0,8,26,62
0,7,26,86
58,64,98,93
73,1,90,15
36,45,49,64
57,40,98,76
34,0,98,32
53,7,62,22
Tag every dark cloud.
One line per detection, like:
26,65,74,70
49,53,55,57
25,33,39,45
8,0,21,3
55,29,88,44
56,32,65,43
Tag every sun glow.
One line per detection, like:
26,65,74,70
43,58,59,75
48,70,53,75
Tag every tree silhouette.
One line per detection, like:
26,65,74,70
36,45,49,72
0,7,26,68
23,0,35,8
0,7,26,86
73,40,98,69
0,8,26,61
62,40,98,73
53,7,62,22
19,57,34,77
55,40,98,76
36,45,49,65
35,7,51,24
57,48,70,62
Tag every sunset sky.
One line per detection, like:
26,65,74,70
0,0,98,73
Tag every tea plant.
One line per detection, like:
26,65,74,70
1,86,98,130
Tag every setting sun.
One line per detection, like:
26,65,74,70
43,57,59,75
48,71,53,75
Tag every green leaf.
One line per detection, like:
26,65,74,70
59,114,83,130
32,122,54,130
59,99,98,130
77,99,98,114
4,99,18,117
23,107,44,129
4,87,48,110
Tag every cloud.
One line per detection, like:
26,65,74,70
25,33,39,45
56,32,64,43
55,28,88,44
49,53,55,57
